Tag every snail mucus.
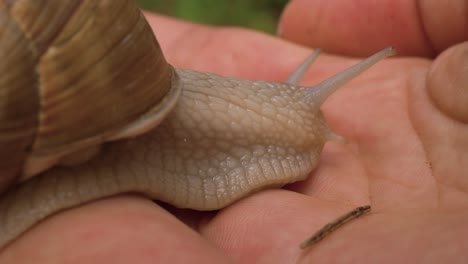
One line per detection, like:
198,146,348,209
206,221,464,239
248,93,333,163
0,0,395,249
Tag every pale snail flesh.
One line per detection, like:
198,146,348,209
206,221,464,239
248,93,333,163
0,0,395,249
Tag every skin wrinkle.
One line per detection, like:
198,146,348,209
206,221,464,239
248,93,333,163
275,155,286,179
349,139,377,209
367,146,433,206
132,142,149,194
183,161,191,207
219,167,229,204
197,170,207,206
121,142,141,192
27,171,41,214
75,166,87,203
445,182,468,207
414,0,436,55
427,69,468,125
139,145,153,191
435,181,458,209
255,156,268,186
202,177,210,209
26,177,41,218
406,67,443,206
27,177,48,233
122,146,137,191
110,149,122,192
240,157,251,196
286,156,297,180
91,161,104,201
399,73,431,188
402,72,441,205
42,175,66,221
348,74,426,206
434,148,468,196
50,170,60,215
47,175,64,222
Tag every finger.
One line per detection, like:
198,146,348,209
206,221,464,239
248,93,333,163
278,0,468,57
200,189,468,263
198,189,366,263
0,195,228,264
427,42,468,124
144,13,356,83
409,41,468,198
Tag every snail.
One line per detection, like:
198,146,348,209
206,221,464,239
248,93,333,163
0,0,395,249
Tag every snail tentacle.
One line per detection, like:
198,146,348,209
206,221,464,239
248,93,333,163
286,48,321,85
304,46,396,107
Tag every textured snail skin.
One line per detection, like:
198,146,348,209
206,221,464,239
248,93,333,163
0,69,328,247
0,46,395,248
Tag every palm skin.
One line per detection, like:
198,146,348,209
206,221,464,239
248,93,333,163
1,1,467,263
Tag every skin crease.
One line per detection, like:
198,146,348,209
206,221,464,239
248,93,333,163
1,0,468,263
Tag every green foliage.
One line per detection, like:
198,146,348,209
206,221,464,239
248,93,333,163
137,0,288,33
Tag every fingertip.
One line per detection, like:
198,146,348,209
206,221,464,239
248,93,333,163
427,41,468,123
278,0,467,57
419,0,468,53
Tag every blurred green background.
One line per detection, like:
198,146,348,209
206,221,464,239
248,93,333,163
137,0,289,33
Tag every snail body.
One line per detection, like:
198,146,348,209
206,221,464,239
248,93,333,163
0,0,395,248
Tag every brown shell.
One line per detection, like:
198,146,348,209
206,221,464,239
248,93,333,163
0,0,175,189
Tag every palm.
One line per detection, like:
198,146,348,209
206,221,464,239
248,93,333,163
195,40,468,263
2,13,467,264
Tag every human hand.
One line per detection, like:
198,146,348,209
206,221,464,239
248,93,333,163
1,1,467,263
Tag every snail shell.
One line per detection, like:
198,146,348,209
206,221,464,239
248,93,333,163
0,0,180,185
0,0,395,249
